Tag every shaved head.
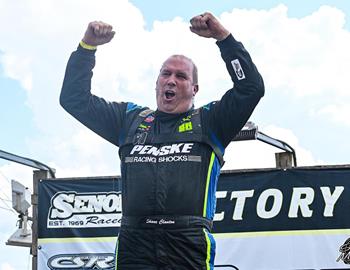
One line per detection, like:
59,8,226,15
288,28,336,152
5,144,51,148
161,55,198,85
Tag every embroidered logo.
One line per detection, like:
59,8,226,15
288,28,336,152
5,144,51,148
231,59,246,80
178,115,193,133
144,115,155,123
179,122,193,132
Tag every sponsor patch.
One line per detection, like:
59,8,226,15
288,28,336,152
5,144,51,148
138,109,154,117
47,191,122,228
231,59,246,80
130,143,194,156
47,253,114,269
179,122,193,132
144,115,155,123
125,143,202,164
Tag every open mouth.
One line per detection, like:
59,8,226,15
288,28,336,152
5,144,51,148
165,90,176,100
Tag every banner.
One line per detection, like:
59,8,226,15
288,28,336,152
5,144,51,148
37,167,350,269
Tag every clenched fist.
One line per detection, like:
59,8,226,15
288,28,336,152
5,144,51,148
189,12,230,41
82,21,115,46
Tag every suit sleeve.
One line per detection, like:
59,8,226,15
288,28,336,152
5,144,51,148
60,45,129,146
204,34,265,149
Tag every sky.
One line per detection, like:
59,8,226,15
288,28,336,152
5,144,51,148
0,0,350,269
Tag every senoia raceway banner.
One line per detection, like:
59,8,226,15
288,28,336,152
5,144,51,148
37,167,350,270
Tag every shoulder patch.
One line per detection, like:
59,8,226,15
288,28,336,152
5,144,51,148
139,109,154,117
231,59,246,80
126,102,142,113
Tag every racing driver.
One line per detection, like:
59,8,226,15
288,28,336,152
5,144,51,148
60,12,264,270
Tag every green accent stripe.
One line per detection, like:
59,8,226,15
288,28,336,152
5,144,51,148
213,228,350,238
203,229,211,270
115,238,119,270
38,236,117,244
203,152,215,217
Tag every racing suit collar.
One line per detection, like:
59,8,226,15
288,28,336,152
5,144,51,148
155,106,194,121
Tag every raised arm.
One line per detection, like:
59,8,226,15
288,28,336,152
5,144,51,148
81,21,115,47
190,12,265,149
189,12,230,41
60,22,130,146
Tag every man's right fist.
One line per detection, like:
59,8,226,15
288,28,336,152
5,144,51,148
82,21,115,46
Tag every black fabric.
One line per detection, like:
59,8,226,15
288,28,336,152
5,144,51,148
60,34,264,150
116,227,210,270
121,215,213,231
60,33,264,268
121,108,225,165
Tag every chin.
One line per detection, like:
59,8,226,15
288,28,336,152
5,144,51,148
158,103,174,112
158,106,176,113
161,108,175,113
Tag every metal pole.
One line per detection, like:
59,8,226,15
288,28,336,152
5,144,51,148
0,149,55,178
31,170,50,270
232,125,297,167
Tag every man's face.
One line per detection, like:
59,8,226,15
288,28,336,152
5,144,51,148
156,56,198,114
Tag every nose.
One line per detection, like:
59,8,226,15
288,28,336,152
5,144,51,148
166,74,176,87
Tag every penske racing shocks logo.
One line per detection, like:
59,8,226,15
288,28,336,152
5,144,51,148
47,191,122,228
125,143,201,163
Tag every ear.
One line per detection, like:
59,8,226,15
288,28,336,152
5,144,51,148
155,78,159,91
193,84,199,96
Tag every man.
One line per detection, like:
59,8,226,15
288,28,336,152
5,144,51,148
60,12,264,270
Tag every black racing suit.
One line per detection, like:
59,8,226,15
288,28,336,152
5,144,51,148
60,34,264,270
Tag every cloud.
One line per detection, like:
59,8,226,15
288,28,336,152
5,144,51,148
0,2,349,175
0,164,32,270
0,53,33,91
50,129,121,177
0,0,147,177
0,162,38,191
219,5,350,127
0,246,30,270
0,3,349,269
220,5,349,94
1,263,15,270
222,124,324,170
0,0,227,177
313,104,350,126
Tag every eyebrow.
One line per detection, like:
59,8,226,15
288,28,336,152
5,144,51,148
161,68,189,76
176,71,188,77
